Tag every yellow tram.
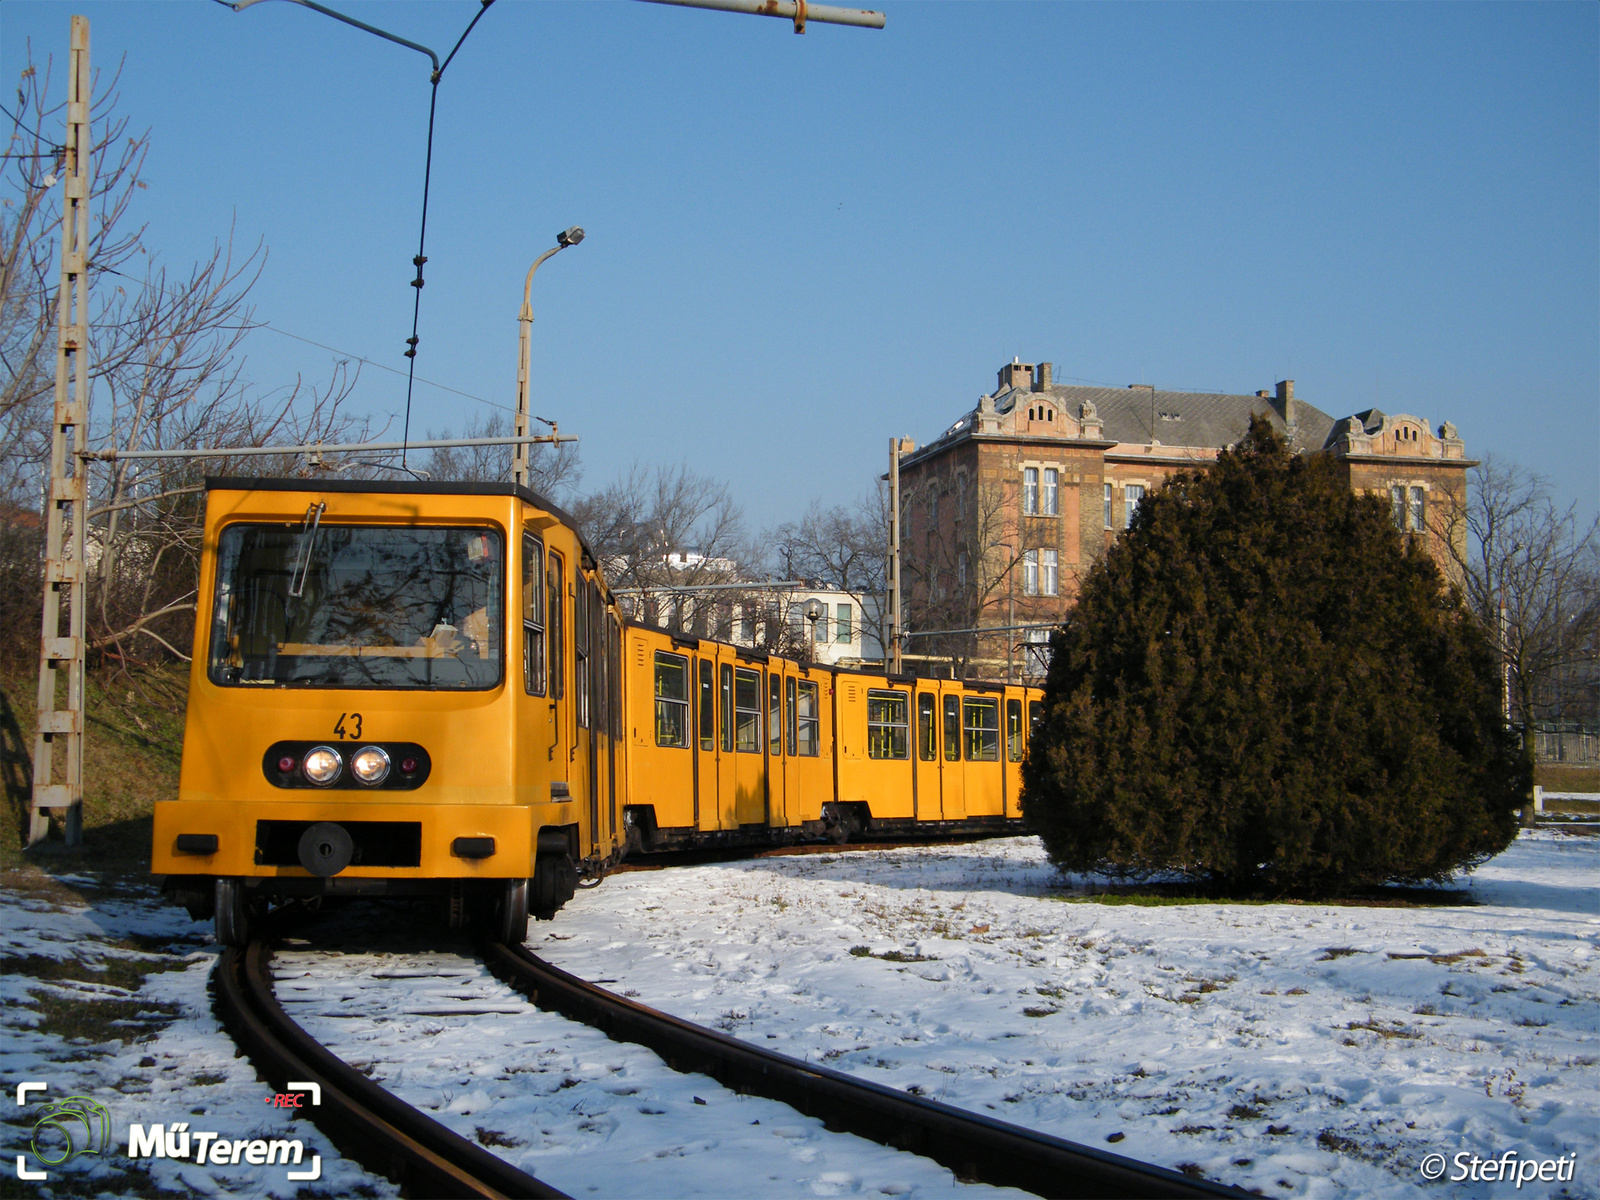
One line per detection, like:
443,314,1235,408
154,477,1042,945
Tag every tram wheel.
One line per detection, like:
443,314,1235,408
491,878,529,945
215,877,251,947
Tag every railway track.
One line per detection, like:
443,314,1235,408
217,935,1244,1199
213,940,562,1199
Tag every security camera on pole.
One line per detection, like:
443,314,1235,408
515,227,584,489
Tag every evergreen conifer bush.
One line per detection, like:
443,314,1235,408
1021,417,1524,895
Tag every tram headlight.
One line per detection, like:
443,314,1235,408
350,745,391,786
301,745,343,786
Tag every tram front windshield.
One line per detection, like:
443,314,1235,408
208,523,503,689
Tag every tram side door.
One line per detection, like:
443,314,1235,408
694,656,716,833
548,550,572,804
938,684,965,819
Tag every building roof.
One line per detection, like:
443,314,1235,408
907,371,1337,468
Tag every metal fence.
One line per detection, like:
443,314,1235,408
1534,722,1600,765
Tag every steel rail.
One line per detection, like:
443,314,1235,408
482,942,1246,1199
214,941,566,1200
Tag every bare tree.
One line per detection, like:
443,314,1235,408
766,489,889,660
1436,457,1600,797
419,408,582,496
2,46,366,674
570,461,751,633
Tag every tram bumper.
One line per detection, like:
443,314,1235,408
152,798,535,890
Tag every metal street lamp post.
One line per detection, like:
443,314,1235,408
515,227,584,489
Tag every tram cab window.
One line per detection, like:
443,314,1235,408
964,697,999,762
1006,699,1024,762
867,689,909,760
795,680,820,756
1029,700,1044,732
699,659,715,751
654,651,689,748
208,523,502,690
734,668,762,752
548,552,565,700
522,535,545,695
918,694,936,761
942,695,960,761
768,674,782,755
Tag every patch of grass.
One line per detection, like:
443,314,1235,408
1054,883,1475,908
189,1072,227,1086
1535,764,1600,793
1318,947,1364,961
475,1127,525,1148
2,663,187,871
848,945,939,963
26,989,181,1045
1021,1006,1058,1018
1345,1018,1421,1041
1228,1104,1264,1120
1317,1130,1362,1155
1173,1125,1214,1135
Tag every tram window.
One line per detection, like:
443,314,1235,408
699,659,715,751
734,667,761,753
654,651,689,748
918,694,936,761
796,680,820,756
522,535,545,696
1029,700,1044,732
1006,699,1023,762
786,677,798,756
720,664,734,754
867,689,909,760
942,695,960,761
964,697,999,762
769,674,782,755
548,552,565,701
575,581,590,729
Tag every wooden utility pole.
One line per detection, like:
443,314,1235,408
30,15,92,847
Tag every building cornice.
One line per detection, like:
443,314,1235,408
1334,454,1480,469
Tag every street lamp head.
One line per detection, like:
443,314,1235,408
802,599,826,623
557,226,585,248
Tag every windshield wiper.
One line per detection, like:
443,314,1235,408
289,502,326,598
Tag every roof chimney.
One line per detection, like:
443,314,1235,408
1275,379,1296,427
1034,362,1052,392
998,358,1034,393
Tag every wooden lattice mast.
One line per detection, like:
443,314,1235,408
30,15,92,847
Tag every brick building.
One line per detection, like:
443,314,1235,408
895,359,1473,680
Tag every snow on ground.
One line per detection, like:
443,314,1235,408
2,830,1594,1199
539,830,1599,1199
276,924,1029,1199
0,870,394,1198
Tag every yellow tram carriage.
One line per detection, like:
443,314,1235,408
154,477,1044,945
154,478,625,945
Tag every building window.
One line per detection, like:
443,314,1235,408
1024,630,1052,676
918,693,936,761
795,679,820,756
929,489,939,527
734,667,761,753
957,549,968,590
1042,468,1058,516
1103,483,1113,529
835,603,852,644
1040,548,1058,596
1391,485,1406,530
813,605,828,643
1022,467,1039,515
1410,486,1425,532
1023,549,1039,596
867,689,909,759
955,475,966,521
964,697,999,762
654,651,689,748
1124,484,1145,529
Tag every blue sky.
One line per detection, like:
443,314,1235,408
4,0,1596,527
